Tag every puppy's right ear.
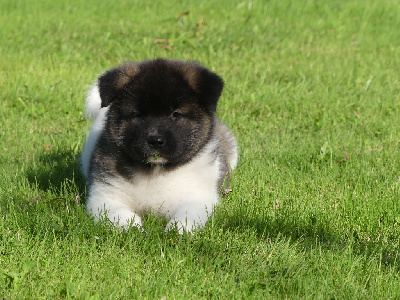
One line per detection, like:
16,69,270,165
98,62,140,108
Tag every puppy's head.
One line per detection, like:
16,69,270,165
97,58,224,167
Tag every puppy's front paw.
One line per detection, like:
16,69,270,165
89,206,143,230
109,210,143,230
165,203,211,233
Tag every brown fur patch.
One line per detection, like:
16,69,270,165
177,102,202,114
180,64,200,92
116,62,140,89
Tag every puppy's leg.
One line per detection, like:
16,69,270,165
165,201,213,234
87,180,142,229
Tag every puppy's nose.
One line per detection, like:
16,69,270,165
147,135,165,148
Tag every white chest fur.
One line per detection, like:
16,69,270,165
109,141,220,214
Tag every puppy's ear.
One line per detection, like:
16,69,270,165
98,62,140,108
183,63,224,112
196,68,224,112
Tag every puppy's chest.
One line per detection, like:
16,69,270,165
112,158,220,213
131,166,182,205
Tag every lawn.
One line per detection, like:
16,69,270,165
1,0,400,298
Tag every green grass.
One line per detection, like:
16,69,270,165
1,0,400,298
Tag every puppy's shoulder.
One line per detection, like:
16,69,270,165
214,119,238,170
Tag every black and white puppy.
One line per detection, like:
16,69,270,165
81,58,238,232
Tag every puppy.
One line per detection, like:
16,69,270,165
81,58,238,232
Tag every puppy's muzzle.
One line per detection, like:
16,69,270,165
147,135,165,149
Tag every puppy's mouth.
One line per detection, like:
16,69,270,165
146,154,168,164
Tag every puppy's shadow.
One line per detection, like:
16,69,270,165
25,149,86,199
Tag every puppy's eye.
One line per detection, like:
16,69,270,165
122,111,141,119
131,112,141,118
171,110,184,119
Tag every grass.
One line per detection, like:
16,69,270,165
1,0,400,298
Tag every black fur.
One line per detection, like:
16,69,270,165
90,58,225,179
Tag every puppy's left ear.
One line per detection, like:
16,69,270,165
197,68,224,112
195,67,224,112
181,61,224,112
98,62,140,108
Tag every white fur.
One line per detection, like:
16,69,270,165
82,83,237,233
85,81,102,119
81,83,110,178
81,106,109,178
86,140,221,233
228,138,239,170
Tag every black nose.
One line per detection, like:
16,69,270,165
147,135,165,148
